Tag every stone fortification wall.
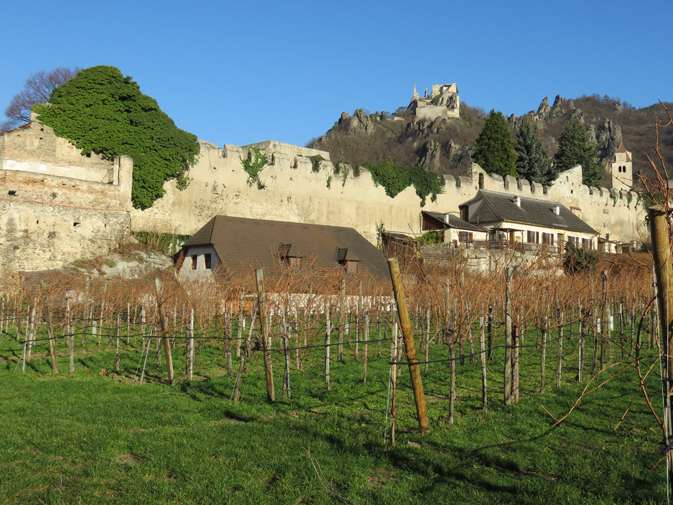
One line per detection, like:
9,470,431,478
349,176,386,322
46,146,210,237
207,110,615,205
0,199,129,271
130,141,646,246
0,123,134,271
0,120,116,183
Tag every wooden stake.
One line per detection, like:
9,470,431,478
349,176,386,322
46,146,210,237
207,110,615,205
388,258,430,435
255,270,275,402
479,314,488,412
325,301,331,391
556,310,564,388
154,278,175,384
504,265,513,404
42,288,59,375
338,278,345,362
648,205,673,478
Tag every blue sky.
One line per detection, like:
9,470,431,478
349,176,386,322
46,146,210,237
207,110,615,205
2,0,670,147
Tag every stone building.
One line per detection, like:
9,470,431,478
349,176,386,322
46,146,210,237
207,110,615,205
407,83,460,121
607,142,632,191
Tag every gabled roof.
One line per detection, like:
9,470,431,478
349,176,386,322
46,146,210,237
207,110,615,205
422,210,482,232
181,216,390,281
459,190,597,235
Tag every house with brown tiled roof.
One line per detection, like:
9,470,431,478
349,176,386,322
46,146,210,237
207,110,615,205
175,215,391,283
458,190,598,253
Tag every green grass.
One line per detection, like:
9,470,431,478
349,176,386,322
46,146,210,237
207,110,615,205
0,321,666,504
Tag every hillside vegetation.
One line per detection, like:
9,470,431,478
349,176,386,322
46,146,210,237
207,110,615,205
308,94,673,186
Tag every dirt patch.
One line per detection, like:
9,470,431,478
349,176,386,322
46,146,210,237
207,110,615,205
116,453,139,465
368,467,397,487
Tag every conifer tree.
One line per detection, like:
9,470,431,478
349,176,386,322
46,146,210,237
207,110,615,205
473,110,517,178
515,119,555,184
554,117,603,187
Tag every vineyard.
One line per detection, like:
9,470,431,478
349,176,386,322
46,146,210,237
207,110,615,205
0,253,667,503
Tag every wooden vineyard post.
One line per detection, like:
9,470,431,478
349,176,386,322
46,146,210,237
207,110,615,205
479,314,488,412
42,285,59,375
338,278,345,362
67,300,74,373
255,269,275,402
648,205,673,480
601,271,608,370
363,314,369,383
556,310,564,388
325,301,331,391
237,291,244,358
154,278,175,384
578,304,585,382
282,309,291,398
115,314,121,372
512,321,520,403
540,314,547,394
356,281,362,359
389,326,398,446
186,308,194,380
487,305,493,360
387,258,430,435
504,265,513,404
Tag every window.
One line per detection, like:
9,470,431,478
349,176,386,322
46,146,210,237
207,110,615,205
527,231,540,244
460,207,468,221
289,257,301,269
459,231,473,243
204,253,211,270
542,233,554,245
191,255,198,270
346,261,358,274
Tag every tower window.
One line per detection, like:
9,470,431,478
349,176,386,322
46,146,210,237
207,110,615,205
191,255,198,270
204,253,211,270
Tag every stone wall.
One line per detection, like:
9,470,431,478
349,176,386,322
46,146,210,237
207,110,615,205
0,199,130,271
130,141,646,246
0,122,134,271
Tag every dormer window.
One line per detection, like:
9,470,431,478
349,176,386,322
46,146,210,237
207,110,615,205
336,247,360,274
279,243,302,269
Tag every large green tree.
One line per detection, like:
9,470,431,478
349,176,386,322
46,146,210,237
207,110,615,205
515,118,555,184
553,117,603,187
34,66,199,209
473,110,517,178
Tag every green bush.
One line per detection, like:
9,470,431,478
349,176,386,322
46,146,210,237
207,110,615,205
34,66,199,209
562,242,599,274
363,159,443,206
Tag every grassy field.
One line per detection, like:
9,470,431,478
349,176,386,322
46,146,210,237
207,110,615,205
0,322,666,504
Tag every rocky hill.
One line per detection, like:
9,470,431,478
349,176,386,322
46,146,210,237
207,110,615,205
308,90,673,186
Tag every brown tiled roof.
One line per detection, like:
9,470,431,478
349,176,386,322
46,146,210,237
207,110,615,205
459,190,598,235
616,142,627,153
181,216,390,281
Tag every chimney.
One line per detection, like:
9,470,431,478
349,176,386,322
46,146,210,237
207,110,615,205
605,233,611,241
514,196,521,207
552,205,560,215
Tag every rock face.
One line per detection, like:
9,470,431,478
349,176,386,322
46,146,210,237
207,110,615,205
338,109,378,135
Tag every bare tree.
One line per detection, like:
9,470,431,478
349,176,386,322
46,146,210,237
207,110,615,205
1,67,80,132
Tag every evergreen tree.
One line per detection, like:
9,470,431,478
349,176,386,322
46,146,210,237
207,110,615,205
515,119,555,185
33,66,199,209
554,117,603,187
473,110,517,178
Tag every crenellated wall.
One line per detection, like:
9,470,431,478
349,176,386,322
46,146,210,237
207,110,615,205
131,141,646,246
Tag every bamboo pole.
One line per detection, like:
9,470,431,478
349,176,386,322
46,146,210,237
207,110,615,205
388,258,430,435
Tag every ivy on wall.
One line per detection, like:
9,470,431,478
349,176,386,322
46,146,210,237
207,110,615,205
362,159,443,206
33,66,200,210
241,147,268,189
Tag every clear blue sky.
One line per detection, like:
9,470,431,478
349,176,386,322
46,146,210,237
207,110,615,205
2,0,670,148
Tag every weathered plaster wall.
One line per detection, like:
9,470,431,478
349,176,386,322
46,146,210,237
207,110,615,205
0,200,130,271
0,123,134,271
0,120,116,183
131,141,646,246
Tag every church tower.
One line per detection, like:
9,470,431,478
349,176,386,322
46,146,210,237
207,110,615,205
608,142,632,191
